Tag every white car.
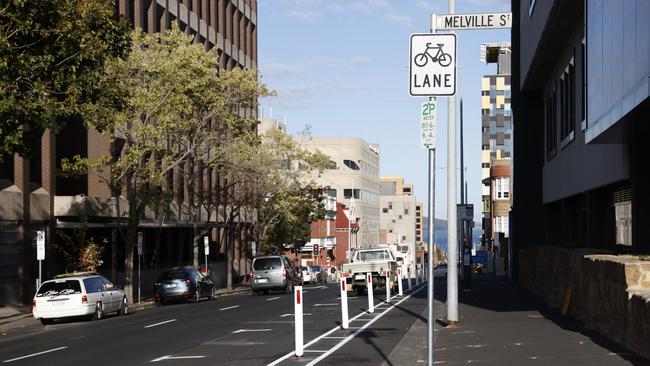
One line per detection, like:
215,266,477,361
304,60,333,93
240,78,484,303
33,273,128,325
301,266,314,284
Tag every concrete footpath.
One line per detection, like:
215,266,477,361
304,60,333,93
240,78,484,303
385,274,649,365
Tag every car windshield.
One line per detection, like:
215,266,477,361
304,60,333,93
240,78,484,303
36,280,82,297
357,250,390,261
301,267,309,272
159,271,189,281
253,258,282,270
310,266,321,271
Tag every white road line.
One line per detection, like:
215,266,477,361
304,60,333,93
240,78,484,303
266,297,280,301
219,305,240,311
303,350,327,353
151,355,206,362
144,319,177,328
280,313,312,317
232,329,272,334
266,283,427,366
313,303,337,307
3,346,68,363
336,297,357,300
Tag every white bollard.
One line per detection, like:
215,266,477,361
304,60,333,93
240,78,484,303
340,278,349,329
398,268,404,296
386,271,392,303
408,270,412,291
415,269,419,285
294,286,303,358
367,272,374,313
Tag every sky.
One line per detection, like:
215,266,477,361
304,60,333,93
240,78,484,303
257,0,511,222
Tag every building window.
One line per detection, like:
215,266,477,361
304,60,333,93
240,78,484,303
560,57,576,145
495,216,509,237
581,40,586,125
343,188,360,199
326,188,336,198
494,177,510,200
343,159,360,170
404,208,409,215
382,208,388,213
546,87,557,160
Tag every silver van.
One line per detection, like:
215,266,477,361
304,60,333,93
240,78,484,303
250,256,300,295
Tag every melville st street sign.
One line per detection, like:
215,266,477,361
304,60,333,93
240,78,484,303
432,12,512,30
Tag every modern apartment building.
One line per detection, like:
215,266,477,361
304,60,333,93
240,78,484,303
511,0,650,273
480,43,512,249
0,0,258,306
379,176,417,276
299,138,380,248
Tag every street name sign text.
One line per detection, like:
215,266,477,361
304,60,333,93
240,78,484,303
432,12,512,30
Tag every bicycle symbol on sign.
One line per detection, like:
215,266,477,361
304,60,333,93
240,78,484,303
414,42,452,68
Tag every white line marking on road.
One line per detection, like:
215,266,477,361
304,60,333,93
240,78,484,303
336,297,357,300
144,319,177,328
313,286,328,289
280,313,311,317
266,297,280,301
306,285,426,366
267,283,427,366
219,305,240,311
150,355,205,362
232,329,272,334
3,346,68,363
303,350,327,353
313,303,337,307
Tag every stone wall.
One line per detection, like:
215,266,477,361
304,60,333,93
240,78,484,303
519,246,650,360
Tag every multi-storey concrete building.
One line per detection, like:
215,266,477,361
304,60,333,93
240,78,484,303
379,176,417,276
480,43,512,250
0,0,258,306
512,0,650,264
299,138,380,248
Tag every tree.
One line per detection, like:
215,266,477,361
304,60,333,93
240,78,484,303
0,0,130,159
62,24,270,302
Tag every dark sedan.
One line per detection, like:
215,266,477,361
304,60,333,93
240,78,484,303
154,268,214,304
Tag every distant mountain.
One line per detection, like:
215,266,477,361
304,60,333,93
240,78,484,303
422,217,447,232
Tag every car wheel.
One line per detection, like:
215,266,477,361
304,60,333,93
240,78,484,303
93,302,104,321
119,297,129,316
194,289,201,303
262,290,269,295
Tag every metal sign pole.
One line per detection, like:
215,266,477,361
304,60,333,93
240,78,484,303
446,0,459,327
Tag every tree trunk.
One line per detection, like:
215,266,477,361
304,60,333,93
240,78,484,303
226,225,233,290
193,222,199,268
111,229,117,283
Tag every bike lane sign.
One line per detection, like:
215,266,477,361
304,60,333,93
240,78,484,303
409,33,457,96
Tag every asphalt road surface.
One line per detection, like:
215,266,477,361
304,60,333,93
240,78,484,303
0,280,427,365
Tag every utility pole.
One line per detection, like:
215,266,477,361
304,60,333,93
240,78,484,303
446,0,459,326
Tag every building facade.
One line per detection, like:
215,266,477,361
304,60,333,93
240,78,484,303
480,43,512,250
511,0,650,280
0,0,258,306
299,138,380,248
379,176,417,276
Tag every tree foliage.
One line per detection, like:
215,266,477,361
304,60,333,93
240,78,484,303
62,24,271,301
0,0,130,159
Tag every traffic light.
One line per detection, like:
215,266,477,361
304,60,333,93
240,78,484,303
313,243,319,258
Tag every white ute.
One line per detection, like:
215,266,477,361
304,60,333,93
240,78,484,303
341,248,399,296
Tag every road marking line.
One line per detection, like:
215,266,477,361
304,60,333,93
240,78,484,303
305,285,427,366
144,319,177,328
280,313,312,317
266,297,280,301
219,305,240,311
303,350,327,353
232,329,272,334
350,318,371,322
336,297,357,300
267,283,426,366
313,303,337,307
3,346,68,363
151,355,206,362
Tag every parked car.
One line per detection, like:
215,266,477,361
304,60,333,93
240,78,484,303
310,265,325,283
32,272,128,325
154,267,214,304
250,255,301,295
301,266,315,285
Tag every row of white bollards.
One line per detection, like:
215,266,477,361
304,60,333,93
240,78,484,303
294,269,420,358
